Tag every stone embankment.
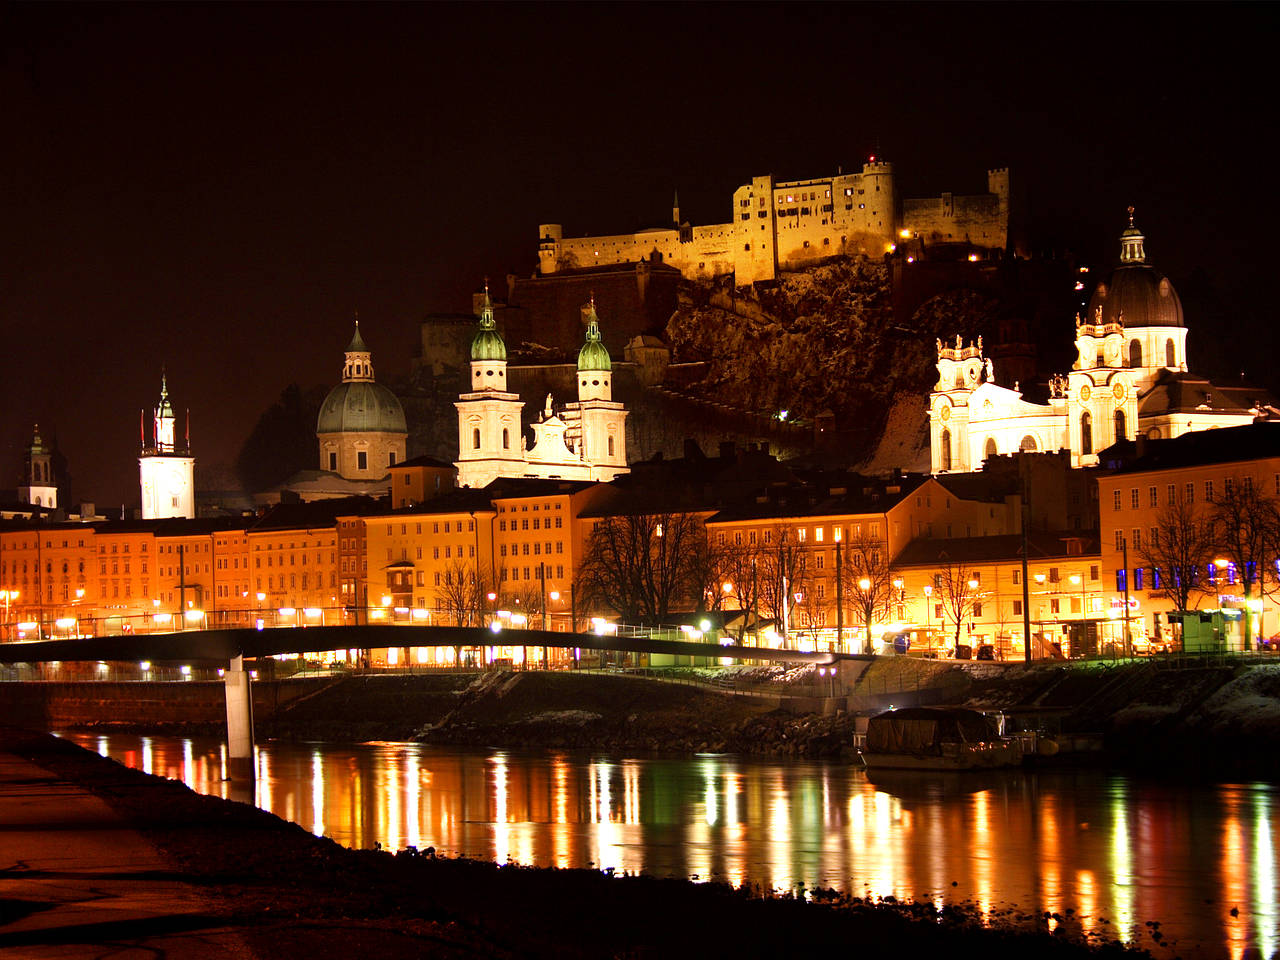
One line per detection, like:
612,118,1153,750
7,657,1280,777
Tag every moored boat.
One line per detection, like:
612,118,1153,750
861,706,1026,772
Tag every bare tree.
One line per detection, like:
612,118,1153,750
436,560,482,627
577,511,706,625
716,539,766,642
838,535,895,655
755,525,810,646
934,560,988,650
1210,476,1280,649
1136,489,1215,616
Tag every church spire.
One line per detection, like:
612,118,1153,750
1119,205,1146,264
342,315,374,382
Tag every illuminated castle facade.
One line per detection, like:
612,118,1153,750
455,288,629,488
139,375,195,519
538,162,1011,285
930,210,1263,473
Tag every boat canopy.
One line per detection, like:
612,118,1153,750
865,707,998,754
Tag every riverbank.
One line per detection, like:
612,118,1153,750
6,658,1280,777
1,725,1150,959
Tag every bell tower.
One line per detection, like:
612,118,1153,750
455,282,526,488
18,424,57,509
139,374,195,519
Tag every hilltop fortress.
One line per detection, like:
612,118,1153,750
539,161,1013,285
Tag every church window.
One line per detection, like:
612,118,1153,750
1114,409,1127,443
1019,435,1037,452
985,437,997,460
607,436,615,457
1165,338,1176,367
940,429,952,471
388,451,396,466
357,452,367,470
1080,413,1092,455
502,428,510,450
1129,339,1142,368
473,429,481,450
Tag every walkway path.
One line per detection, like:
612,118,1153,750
0,743,253,959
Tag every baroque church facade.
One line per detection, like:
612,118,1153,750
930,210,1266,473
454,287,628,488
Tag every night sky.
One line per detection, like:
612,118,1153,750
3,3,1276,508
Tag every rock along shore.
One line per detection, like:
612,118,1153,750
1,725,1149,960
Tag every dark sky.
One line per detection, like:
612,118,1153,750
3,2,1276,507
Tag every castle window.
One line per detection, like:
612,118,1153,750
388,451,396,466
1114,409,1127,443
502,428,510,449
1080,412,1093,455
744,243,750,251
473,428,481,450
607,436,615,456
1129,339,1142,368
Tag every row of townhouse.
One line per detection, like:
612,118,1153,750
1097,423,1280,650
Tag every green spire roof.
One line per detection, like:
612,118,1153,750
470,282,507,362
156,373,174,420
577,298,611,372
347,318,369,353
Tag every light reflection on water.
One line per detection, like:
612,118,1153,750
70,733,1277,959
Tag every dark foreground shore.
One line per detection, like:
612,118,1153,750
1,726,1151,959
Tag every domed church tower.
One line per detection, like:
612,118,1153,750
18,424,57,509
572,297,628,472
316,322,407,480
455,283,526,488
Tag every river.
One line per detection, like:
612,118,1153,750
63,733,1277,960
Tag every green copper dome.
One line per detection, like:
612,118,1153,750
577,302,611,372
316,382,407,434
470,286,507,361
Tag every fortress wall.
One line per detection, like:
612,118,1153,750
903,193,1006,248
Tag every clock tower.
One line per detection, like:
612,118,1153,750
139,374,195,519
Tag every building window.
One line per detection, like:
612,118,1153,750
1115,530,1124,550
473,428,481,450
502,428,510,450
1186,481,1195,503
1132,529,1142,550
1205,480,1214,502
329,452,337,471
1130,488,1139,509
1114,409,1126,443
1012,600,1023,616
608,436,615,457
940,428,952,471
388,451,396,466
1116,568,1127,592
357,451,367,470
1166,338,1176,367
1129,339,1142,368
1149,487,1158,508
1080,412,1092,455
1113,489,1122,511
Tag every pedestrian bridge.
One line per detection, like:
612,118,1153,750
0,623,856,667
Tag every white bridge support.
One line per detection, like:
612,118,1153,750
223,654,254,779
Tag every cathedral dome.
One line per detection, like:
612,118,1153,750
1086,209,1185,329
317,381,406,435
577,300,612,371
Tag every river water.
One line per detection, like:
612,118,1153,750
64,733,1277,960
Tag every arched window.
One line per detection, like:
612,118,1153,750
1080,412,1093,455
1129,339,1142,368
1114,408,1127,443
1020,435,1038,452
985,437,997,460
940,428,952,471
1165,338,1176,367
472,428,480,450
502,428,510,450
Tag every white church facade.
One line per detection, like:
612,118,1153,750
455,288,629,488
930,210,1265,472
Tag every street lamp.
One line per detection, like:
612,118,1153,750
923,583,933,651
0,589,18,641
